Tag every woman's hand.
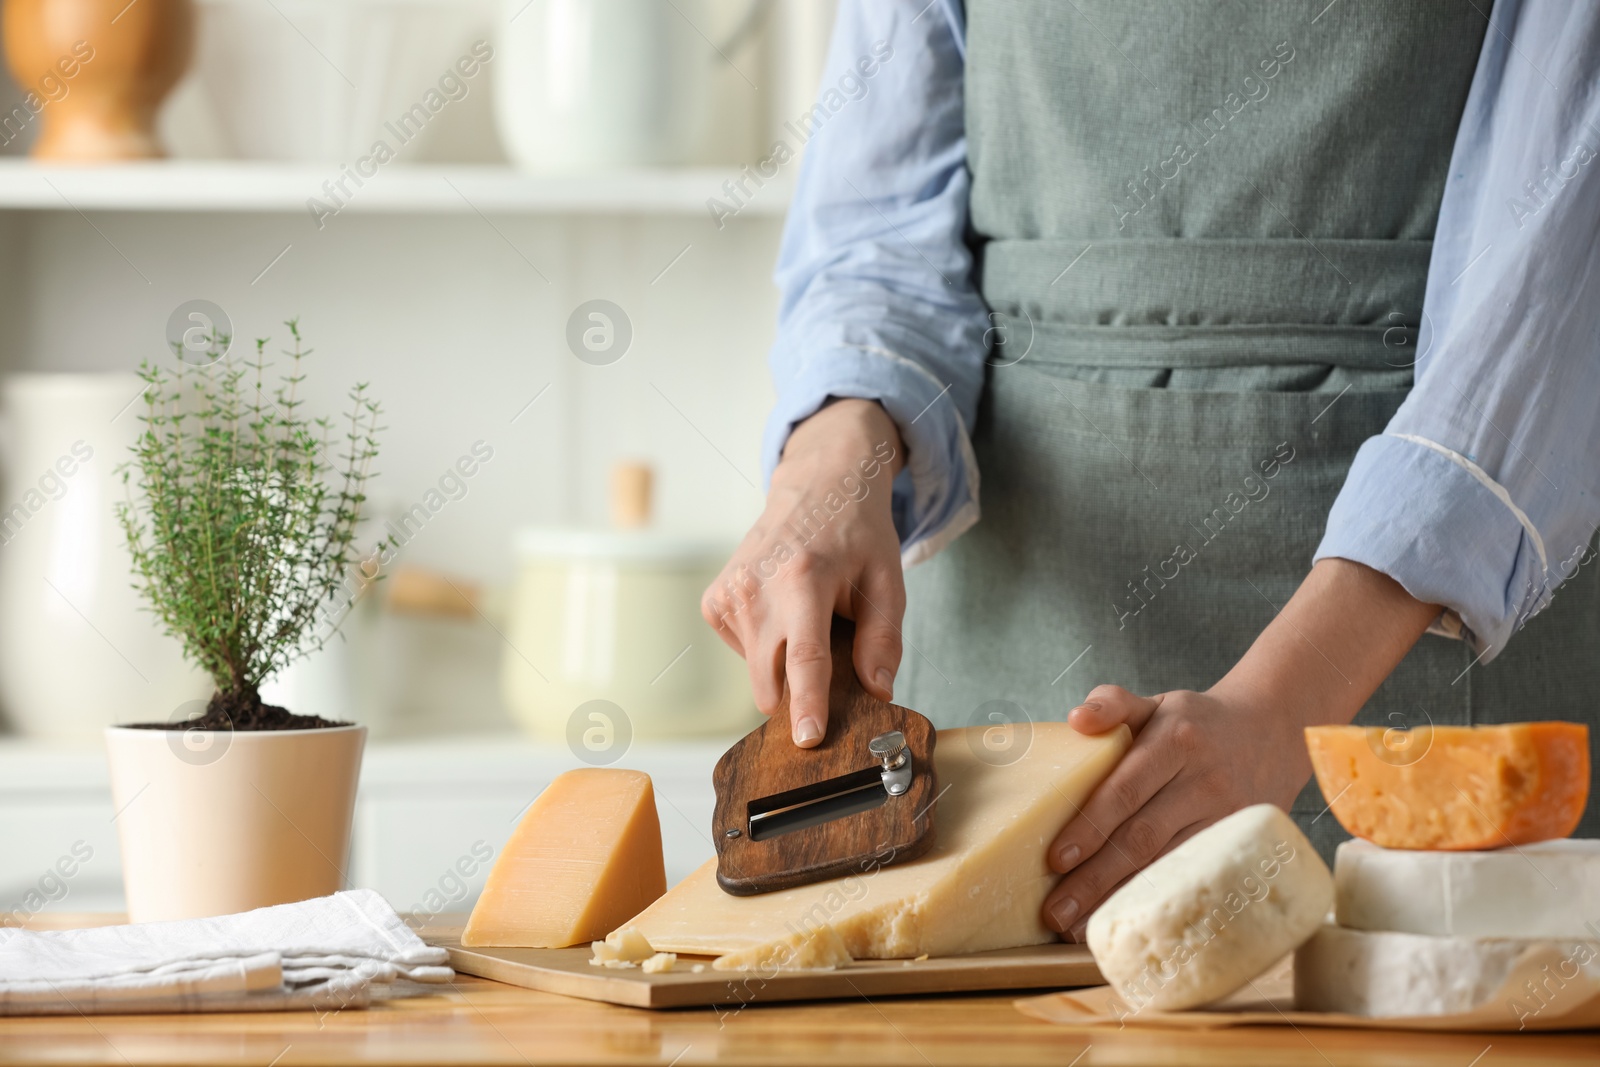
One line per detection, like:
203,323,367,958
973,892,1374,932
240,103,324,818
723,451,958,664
1041,684,1308,938
701,399,906,748
1042,558,1444,940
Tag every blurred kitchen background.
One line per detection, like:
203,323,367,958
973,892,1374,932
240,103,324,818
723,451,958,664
0,0,836,916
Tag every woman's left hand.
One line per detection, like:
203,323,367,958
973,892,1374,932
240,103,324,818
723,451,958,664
1039,558,1446,942
1040,683,1310,941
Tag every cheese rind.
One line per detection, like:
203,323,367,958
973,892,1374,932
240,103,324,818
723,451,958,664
1335,838,1600,938
627,723,1132,959
1305,723,1590,850
463,769,666,948
1086,804,1333,1013
1294,924,1600,1017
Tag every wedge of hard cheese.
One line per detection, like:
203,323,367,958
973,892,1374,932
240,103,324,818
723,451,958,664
462,768,666,948
1335,838,1600,938
1304,722,1589,850
626,722,1131,960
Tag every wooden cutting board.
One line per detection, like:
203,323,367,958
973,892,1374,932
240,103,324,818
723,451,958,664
432,932,1101,1010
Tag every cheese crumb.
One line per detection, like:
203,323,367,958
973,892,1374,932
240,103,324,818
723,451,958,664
691,964,706,973
589,927,656,967
641,952,677,974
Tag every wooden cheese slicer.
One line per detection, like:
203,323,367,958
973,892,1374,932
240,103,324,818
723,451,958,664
711,617,938,895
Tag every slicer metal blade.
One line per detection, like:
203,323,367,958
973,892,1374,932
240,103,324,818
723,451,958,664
711,619,939,895
745,727,916,841
746,766,886,842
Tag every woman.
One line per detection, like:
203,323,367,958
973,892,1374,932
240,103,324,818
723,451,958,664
702,0,1600,942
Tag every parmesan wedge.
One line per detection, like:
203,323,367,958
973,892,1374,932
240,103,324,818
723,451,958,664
627,723,1131,959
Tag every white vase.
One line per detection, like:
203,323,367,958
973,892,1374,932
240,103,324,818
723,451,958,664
767,0,836,139
494,0,719,170
105,724,366,922
0,374,210,740
185,0,498,162
259,621,360,731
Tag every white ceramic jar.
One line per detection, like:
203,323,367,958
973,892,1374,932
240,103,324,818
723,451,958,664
105,724,366,922
494,0,718,170
0,374,210,740
501,529,754,742
182,0,498,162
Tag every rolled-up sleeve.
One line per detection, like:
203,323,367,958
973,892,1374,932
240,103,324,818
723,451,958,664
763,0,990,566
1315,0,1600,659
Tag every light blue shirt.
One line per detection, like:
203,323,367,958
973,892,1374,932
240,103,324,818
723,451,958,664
764,0,1600,661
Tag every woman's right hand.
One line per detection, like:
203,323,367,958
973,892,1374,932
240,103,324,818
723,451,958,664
701,399,907,748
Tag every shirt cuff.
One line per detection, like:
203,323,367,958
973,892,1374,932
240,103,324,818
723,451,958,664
761,342,980,568
1313,433,1550,662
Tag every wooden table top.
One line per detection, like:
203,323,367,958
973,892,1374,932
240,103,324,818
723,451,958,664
3,917,1596,1066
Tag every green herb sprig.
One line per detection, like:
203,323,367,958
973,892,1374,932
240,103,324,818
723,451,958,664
117,320,386,721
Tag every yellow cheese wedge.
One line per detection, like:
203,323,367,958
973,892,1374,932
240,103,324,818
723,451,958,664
1305,723,1589,850
627,723,1132,959
462,768,666,948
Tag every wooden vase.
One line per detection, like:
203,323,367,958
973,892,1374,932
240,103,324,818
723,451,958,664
2,0,195,161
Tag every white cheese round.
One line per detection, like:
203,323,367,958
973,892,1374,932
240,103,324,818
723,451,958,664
1334,838,1600,938
1294,924,1600,1018
1086,803,1333,1012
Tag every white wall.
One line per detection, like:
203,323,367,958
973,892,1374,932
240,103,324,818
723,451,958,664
3,209,778,571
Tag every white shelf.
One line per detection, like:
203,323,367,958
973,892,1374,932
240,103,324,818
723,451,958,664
0,160,793,216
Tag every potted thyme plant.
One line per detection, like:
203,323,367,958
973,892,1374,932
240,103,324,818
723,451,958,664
104,321,389,922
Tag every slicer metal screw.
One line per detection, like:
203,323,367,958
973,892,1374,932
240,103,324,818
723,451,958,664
724,828,742,838
869,730,907,771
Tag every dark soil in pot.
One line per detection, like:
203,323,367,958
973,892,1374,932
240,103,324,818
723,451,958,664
123,688,350,731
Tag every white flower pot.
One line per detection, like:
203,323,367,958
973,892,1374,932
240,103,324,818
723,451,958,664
105,724,366,922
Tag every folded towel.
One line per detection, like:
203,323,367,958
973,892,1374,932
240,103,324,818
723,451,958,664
0,889,453,1015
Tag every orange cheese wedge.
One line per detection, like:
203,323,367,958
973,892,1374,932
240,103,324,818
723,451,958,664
462,768,666,948
1304,722,1589,850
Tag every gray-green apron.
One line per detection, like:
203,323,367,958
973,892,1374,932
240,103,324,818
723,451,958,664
900,0,1600,858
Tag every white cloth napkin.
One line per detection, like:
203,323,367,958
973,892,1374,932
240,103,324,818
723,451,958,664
0,889,452,1015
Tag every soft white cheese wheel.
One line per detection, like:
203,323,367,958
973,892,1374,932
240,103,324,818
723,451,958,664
1335,838,1600,938
1295,924,1600,1018
1086,803,1333,1012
